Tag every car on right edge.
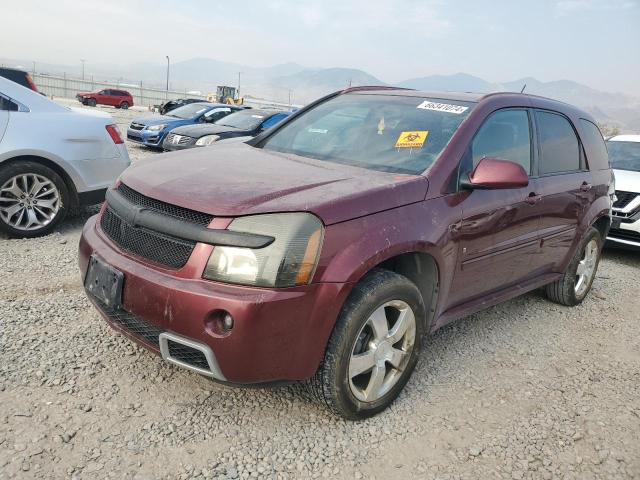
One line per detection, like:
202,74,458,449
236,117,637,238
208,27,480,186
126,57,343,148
79,88,612,419
606,135,640,250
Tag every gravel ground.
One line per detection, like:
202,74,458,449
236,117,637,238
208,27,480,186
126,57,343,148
1,101,639,479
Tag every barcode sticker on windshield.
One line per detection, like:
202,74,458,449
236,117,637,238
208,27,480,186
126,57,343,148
416,101,468,114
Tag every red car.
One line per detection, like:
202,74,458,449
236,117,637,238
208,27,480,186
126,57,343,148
77,89,134,109
79,87,612,419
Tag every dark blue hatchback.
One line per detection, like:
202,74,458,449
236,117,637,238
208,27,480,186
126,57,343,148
126,102,241,148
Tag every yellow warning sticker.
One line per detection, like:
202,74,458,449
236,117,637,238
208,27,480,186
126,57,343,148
395,131,428,149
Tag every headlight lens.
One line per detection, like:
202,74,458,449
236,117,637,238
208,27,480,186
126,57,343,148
146,124,167,131
196,135,220,146
203,213,324,287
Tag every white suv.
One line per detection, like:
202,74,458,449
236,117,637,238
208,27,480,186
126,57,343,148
0,77,130,237
607,134,640,250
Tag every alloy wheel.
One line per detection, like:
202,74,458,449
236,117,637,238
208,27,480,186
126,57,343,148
0,174,61,231
575,238,598,297
348,300,416,402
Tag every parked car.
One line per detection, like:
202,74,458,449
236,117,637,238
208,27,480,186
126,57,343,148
606,134,640,249
77,89,134,109
79,87,612,419
157,98,204,115
0,77,129,237
162,109,291,151
0,67,39,92
127,102,241,149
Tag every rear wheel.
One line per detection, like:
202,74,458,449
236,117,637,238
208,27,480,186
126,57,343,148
0,161,70,238
120,101,129,109
87,98,97,107
307,269,425,420
545,227,602,306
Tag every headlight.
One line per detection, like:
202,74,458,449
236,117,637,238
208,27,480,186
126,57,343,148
146,124,167,131
195,135,220,146
203,213,324,287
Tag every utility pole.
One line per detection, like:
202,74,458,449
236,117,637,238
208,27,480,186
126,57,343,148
80,59,85,80
165,56,170,96
237,71,242,99
32,61,36,74
288,89,292,107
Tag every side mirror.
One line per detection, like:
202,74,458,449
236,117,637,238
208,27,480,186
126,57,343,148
461,157,529,190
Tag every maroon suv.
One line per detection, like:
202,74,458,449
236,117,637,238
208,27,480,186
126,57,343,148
79,88,612,419
77,89,134,109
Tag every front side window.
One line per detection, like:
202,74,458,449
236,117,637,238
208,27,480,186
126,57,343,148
536,111,581,174
471,109,531,173
260,94,475,174
607,140,640,172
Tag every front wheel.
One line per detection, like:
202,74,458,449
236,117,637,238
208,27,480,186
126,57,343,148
308,269,425,420
545,227,602,306
87,98,97,107
0,161,70,238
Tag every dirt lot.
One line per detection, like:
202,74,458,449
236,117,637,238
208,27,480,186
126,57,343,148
0,102,639,479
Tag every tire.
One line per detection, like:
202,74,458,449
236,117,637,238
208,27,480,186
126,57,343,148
545,227,602,306
307,268,426,420
0,161,70,238
120,101,129,110
88,98,97,107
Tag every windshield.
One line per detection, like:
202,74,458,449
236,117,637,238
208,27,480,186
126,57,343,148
215,110,266,129
607,140,640,172
167,103,211,119
260,94,475,174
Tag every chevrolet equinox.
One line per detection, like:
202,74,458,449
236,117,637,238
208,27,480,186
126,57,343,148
79,87,613,419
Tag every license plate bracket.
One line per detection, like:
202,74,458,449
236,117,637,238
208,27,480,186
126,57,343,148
84,255,124,310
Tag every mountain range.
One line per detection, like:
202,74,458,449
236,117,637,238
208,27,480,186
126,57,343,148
2,56,638,131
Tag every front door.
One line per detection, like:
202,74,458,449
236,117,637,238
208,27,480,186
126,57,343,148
447,108,542,308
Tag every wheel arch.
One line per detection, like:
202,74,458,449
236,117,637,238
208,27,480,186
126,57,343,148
360,251,440,332
0,155,79,209
591,214,611,242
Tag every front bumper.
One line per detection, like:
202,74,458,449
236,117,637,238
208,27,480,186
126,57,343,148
126,127,166,147
79,215,351,384
607,195,640,250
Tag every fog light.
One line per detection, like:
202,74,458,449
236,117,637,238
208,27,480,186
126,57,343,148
222,313,234,331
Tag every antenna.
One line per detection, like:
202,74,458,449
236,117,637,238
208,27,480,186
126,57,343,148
520,84,527,93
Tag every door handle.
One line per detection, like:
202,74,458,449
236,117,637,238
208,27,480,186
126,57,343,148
580,182,592,192
525,193,542,205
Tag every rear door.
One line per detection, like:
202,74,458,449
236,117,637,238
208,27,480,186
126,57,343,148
447,108,542,307
531,110,593,272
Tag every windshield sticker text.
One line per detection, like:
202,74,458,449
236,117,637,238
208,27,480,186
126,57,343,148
416,101,468,114
308,128,328,134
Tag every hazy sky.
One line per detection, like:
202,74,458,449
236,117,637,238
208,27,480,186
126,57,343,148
2,0,639,95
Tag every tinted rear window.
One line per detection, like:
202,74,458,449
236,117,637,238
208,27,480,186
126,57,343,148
536,111,581,174
579,119,609,170
261,94,475,174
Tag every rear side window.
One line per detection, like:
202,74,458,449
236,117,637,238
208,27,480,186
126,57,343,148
471,109,531,173
261,113,288,130
536,111,581,174
0,95,18,111
579,119,609,170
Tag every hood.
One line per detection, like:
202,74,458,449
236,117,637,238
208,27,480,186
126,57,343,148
613,169,640,193
132,115,182,126
170,123,241,137
120,143,428,225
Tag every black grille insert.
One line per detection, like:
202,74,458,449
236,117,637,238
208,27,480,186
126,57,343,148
117,183,213,226
613,191,639,209
609,228,640,242
92,296,163,347
101,207,195,269
167,340,210,370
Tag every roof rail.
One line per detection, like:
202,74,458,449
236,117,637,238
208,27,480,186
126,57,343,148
340,85,415,94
